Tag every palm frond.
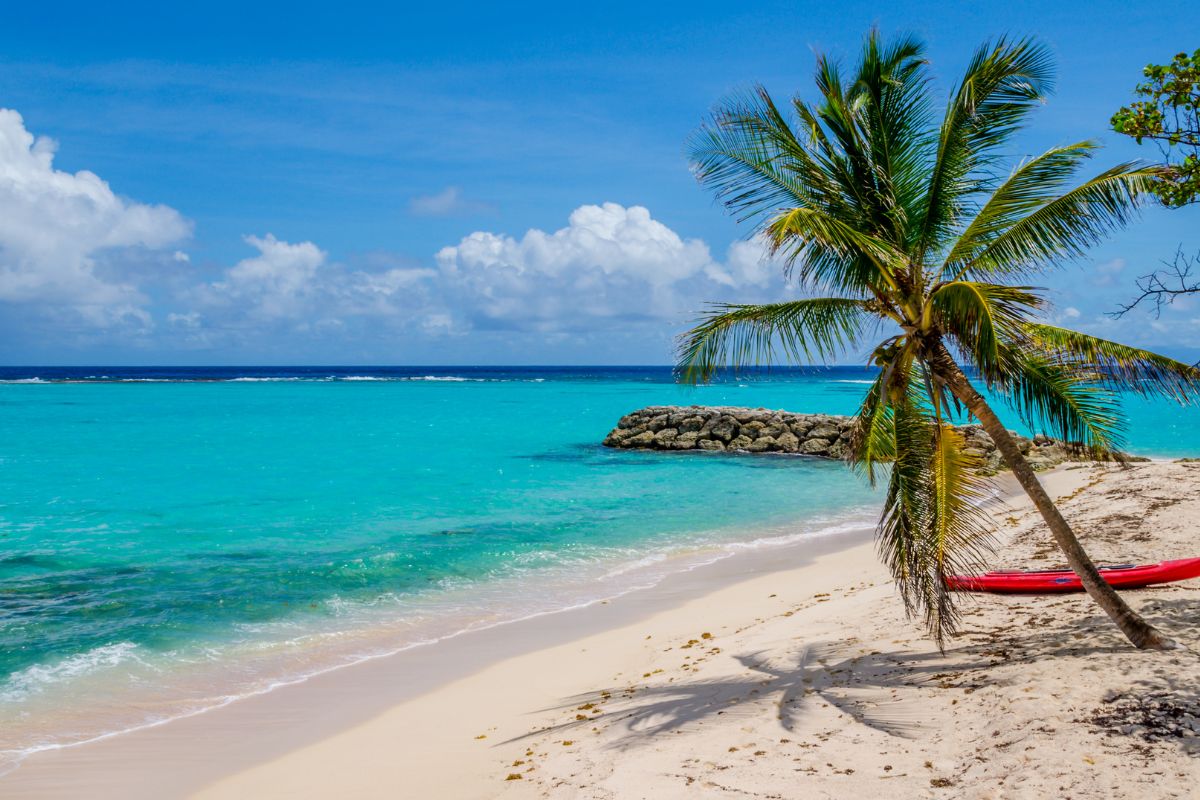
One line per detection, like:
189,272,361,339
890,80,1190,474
941,141,1098,275
686,87,829,225
930,281,1044,377
764,206,909,296
1024,324,1200,401
917,36,1055,261
675,298,876,384
959,164,1160,278
870,371,994,647
846,345,912,482
922,423,994,645
990,346,1125,456
848,31,934,247
876,378,933,621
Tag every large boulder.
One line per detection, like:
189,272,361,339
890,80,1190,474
744,436,776,452
646,414,670,432
799,437,833,455
775,431,800,452
617,413,641,429
809,424,841,440
602,429,631,447
760,422,786,438
709,416,738,442
625,430,656,447
654,428,679,446
741,420,766,437
789,420,814,438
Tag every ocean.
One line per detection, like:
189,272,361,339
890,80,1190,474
1,365,1197,771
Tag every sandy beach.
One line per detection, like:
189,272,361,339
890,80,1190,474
1,460,1195,798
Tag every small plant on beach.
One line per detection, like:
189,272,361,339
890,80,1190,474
677,32,1200,649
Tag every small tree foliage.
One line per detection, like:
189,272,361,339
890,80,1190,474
1111,49,1200,207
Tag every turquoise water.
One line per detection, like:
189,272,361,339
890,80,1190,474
1,366,1198,767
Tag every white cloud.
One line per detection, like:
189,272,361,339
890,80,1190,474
408,186,492,217
167,311,202,329
1093,257,1126,286
184,234,440,341
708,239,778,288
169,203,790,350
204,234,328,319
1062,306,1081,319
0,108,191,326
433,202,787,331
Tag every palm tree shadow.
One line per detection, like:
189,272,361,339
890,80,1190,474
507,641,988,749
506,620,1184,752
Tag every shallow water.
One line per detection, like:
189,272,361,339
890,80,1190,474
0,365,1196,768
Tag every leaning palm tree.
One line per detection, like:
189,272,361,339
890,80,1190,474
678,32,1200,649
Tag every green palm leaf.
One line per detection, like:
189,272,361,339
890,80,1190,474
929,281,1044,376
764,207,909,296
922,422,994,644
1025,324,1200,401
993,347,1125,456
675,298,875,384
847,359,900,483
959,164,1160,278
917,37,1055,260
942,141,1099,275
875,380,933,621
686,87,820,224
848,32,934,237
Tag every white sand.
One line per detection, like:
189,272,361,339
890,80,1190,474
5,463,1198,798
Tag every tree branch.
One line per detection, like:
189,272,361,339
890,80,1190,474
1110,247,1200,318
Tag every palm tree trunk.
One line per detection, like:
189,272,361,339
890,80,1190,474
923,339,1175,650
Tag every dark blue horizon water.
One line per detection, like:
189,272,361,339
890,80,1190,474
0,364,863,381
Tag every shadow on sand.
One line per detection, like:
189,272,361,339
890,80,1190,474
509,598,1200,753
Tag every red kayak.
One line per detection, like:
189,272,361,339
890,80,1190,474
946,557,1200,593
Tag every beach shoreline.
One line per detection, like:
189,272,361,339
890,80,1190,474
0,501,881,777
5,462,1199,798
0,500,885,798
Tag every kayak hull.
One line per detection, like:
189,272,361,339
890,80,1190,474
946,557,1200,593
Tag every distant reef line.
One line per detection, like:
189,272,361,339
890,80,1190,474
602,405,1148,475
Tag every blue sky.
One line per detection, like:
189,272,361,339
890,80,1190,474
0,0,1195,364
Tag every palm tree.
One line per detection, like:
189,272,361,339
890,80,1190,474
677,32,1200,650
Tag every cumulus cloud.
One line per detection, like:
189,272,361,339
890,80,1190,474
183,233,439,343
176,203,791,349
201,234,328,319
433,202,788,331
0,108,191,327
408,186,493,217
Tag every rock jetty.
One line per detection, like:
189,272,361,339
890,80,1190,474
602,405,1108,474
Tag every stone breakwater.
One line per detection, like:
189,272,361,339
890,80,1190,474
602,405,1100,474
